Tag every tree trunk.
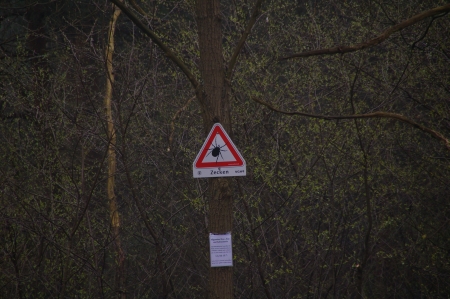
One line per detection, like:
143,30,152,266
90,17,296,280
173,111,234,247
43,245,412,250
195,0,233,298
104,3,126,298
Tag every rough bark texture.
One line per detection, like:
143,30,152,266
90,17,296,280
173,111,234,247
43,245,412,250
195,0,233,298
195,0,231,131
208,178,233,299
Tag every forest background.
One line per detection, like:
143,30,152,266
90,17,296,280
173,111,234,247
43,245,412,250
1,0,449,298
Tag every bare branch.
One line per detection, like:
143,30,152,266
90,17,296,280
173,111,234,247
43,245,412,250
108,0,199,89
128,0,150,18
280,3,450,60
0,1,38,10
168,96,195,152
252,97,450,151
226,0,264,79
127,0,164,24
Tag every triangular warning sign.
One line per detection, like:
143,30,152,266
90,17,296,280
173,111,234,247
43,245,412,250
195,124,244,167
193,123,246,178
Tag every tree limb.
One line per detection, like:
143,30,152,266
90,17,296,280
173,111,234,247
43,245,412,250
128,0,150,18
252,97,450,151
108,0,199,89
168,96,195,152
127,0,164,24
280,3,450,60
226,0,263,79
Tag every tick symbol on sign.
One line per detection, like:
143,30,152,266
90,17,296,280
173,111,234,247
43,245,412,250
206,136,227,163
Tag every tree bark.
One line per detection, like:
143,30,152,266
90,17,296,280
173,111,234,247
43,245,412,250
104,3,126,298
195,0,233,298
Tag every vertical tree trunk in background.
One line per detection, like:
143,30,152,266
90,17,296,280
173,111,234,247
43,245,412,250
195,1,233,298
104,3,126,298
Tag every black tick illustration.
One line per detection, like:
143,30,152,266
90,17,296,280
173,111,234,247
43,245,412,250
206,136,227,163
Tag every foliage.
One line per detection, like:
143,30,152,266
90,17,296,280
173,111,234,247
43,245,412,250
0,0,449,298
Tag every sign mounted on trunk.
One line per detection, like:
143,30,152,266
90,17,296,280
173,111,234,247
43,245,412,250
193,123,246,178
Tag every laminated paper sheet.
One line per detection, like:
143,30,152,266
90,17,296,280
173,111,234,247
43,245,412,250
209,232,233,267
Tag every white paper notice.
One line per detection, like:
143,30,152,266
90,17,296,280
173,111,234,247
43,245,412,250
209,232,233,267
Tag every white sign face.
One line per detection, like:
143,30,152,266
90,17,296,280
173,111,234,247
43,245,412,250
193,123,246,178
209,232,233,267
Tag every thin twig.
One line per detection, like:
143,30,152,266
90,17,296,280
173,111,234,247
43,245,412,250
127,0,164,24
168,96,195,152
128,0,150,18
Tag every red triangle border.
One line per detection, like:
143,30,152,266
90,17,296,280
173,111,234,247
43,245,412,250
194,124,245,168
